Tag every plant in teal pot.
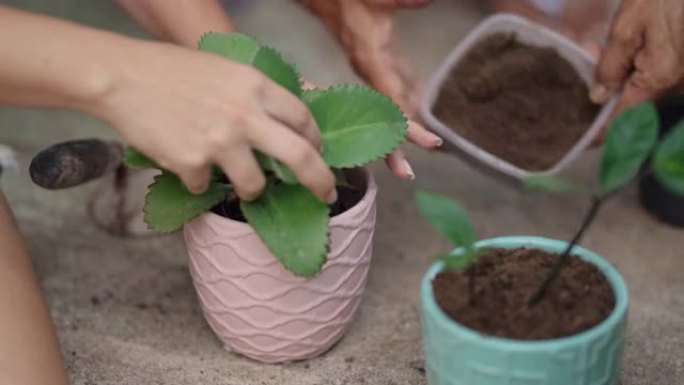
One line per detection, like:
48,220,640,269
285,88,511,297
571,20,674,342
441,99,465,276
415,103,684,384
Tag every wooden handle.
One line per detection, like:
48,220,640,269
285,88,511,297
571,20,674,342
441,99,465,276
30,139,124,189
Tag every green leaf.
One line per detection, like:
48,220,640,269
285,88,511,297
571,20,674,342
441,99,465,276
198,32,302,97
241,182,330,277
144,172,231,233
124,147,159,169
600,103,659,193
524,175,590,195
305,86,408,168
415,190,476,250
255,152,297,184
654,120,684,195
440,248,486,271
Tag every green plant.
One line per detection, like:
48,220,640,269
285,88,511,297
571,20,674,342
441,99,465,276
124,32,407,277
416,102,684,305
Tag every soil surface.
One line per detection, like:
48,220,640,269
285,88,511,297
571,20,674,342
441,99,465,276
432,247,615,340
433,33,599,171
212,170,366,221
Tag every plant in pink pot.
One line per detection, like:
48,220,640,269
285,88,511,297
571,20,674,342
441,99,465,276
123,33,408,363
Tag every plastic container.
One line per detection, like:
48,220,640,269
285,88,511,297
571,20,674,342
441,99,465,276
420,14,618,183
421,236,628,385
639,96,684,227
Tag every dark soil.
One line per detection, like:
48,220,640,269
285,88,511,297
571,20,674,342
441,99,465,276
433,33,599,171
211,169,366,221
432,247,615,340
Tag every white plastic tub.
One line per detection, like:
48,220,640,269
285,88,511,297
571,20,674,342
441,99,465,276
420,14,617,182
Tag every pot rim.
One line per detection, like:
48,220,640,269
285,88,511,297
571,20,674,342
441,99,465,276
195,167,377,231
421,236,629,349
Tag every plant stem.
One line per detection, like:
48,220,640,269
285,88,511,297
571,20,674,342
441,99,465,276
529,195,604,306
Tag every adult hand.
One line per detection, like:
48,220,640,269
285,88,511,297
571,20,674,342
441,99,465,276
299,0,442,180
97,41,336,203
591,0,684,115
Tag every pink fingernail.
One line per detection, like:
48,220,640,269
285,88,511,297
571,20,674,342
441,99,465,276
403,159,416,180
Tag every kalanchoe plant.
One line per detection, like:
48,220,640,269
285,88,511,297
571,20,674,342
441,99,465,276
124,33,408,277
416,102,684,306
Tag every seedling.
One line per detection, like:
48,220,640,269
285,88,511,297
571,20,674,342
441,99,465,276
124,33,407,277
417,102,684,306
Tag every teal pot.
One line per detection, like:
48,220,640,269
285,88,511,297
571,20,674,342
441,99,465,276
421,237,629,385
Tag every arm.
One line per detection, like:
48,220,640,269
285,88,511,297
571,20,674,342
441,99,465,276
0,5,333,201
0,193,68,385
115,0,236,48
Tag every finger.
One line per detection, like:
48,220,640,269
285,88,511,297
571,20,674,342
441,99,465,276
367,0,432,9
591,6,643,103
260,81,322,150
407,120,442,149
247,116,336,203
384,150,415,180
214,145,266,202
176,163,211,195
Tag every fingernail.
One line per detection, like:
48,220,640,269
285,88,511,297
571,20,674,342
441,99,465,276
590,84,610,103
326,188,338,204
403,159,416,180
433,135,444,147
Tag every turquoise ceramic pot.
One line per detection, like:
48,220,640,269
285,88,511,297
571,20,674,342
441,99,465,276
421,237,628,385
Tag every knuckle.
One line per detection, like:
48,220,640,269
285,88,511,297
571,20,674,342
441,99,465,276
610,21,636,45
290,145,318,169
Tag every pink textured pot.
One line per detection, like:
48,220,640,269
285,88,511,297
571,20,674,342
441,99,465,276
183,169,377,363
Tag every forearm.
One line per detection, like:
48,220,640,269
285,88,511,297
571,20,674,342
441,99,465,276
115,0,236,48
0,5,137,114
0,192,68,385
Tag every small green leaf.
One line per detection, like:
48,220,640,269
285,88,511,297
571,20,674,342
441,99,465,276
654,120,684,195
305,86,408,168
144,172,231,233
124,147,159,169
241,182,330,277
524,175,590,195
255,152,297,184
415,191,476,250
600,103,659,193
198,32,302,97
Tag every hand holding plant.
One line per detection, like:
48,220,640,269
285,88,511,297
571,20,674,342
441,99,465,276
125,32,408,277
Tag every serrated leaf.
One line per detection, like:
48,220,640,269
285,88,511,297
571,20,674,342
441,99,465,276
255,152,297,184
198,32,302,97
305,86,408,168
241,182,330,277
415,190,476,251
600,103,659,194
144,172,231,233
124,147,159,169
524,175,590,195
654,120,684,195
302,88,326,104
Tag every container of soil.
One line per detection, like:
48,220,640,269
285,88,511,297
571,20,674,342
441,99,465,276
421,236,628,385
421,14,617,182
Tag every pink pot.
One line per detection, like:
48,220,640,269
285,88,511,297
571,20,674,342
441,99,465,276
183,169,377,363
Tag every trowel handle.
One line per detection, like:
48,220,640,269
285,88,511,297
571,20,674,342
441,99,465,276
30,139,124,189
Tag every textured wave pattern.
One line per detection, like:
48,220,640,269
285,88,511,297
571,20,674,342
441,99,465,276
423,308,627,385
184,177,377,363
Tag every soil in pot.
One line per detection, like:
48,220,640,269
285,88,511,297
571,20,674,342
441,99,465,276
432,247,615,340
433,33,600,171
211,169,366,221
